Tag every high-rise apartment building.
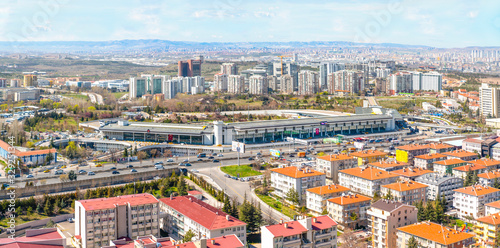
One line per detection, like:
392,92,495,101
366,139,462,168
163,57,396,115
273,62,299,89
375,68,391,78
75,193,160,248
279,75,294,94
214,73,228,93
388,72,413,95
0,78,7,88
411,71,442,92
298,70,319,95
327,70,364,94
24,74,37,87
319,62,345,90
228,75,245,94
480,83,500,117
248,75,268,95
129,75,171,99
221,63,238,75
267,75,279,92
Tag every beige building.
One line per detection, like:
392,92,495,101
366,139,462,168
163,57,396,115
380,181,428,205
327,194,372,230
306,184,350,214
338,167,399,197
75,193,160,248
271,166,326,205
367,200,418,248
316,154,357,183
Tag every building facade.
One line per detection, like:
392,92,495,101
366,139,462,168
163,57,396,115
271,166,326,204
453,185,500,219
415,173,463,204
327,194,371,230
338,167,398,197
316,154,357,183
306,184,350,214
380,181,428,205
396,221,475,248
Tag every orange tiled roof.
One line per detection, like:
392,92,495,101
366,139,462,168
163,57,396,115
477,212,500,225
396,144,430,151
350,150,388,158
469,158,500,167
397,221,475,245
414,153,448,160
327,194,371,206
485,200,500,209
271,166,325,179
368,160,408,169
478,170,500,179
442,149,478,158
317,154,354,162
339,167,398,181
453,185,500,196
427,143,453,150
382,181,428,192
452,164,486,172
392,168,433,177
306,184,350,195
434,159,467,166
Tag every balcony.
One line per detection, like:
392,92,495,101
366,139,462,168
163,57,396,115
283,237,301,244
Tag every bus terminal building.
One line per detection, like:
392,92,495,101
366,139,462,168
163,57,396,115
99,107,406,146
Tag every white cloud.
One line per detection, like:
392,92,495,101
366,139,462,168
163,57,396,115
468,11,479,18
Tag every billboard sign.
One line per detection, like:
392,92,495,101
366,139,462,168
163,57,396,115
232,141,246,153
270,149,281,157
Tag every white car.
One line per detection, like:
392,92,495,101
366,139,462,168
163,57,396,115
217,154,223,157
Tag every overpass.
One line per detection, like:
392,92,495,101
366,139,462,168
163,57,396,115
49,138,132,152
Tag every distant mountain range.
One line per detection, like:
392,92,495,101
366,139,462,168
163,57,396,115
0,39,437,53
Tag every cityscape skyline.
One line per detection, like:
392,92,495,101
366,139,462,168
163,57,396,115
1,0,499,48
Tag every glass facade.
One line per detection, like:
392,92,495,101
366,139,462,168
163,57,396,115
116,132,203,145
136,79,146,97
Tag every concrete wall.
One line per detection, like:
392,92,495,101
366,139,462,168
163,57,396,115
0,168,178,200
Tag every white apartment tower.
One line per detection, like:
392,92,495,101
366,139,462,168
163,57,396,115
298,70,319,95
480,83,500,117
228,75,245,94
248,75,268,95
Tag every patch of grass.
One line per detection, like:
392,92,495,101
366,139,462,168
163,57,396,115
221,164,262,178
0,209,74,228
227,99,264,107
256,193,298,219
453,219,473,229
61,93,89,101
112,92,127,99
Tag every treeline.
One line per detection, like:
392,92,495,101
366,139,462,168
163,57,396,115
0,173,188,224
414,194,448,224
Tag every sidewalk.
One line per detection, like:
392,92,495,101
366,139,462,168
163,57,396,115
185,177,223,209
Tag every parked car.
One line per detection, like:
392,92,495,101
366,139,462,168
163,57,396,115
68,218,74,223
131,169,137,173
55,170,64,175
155,161,164,165
197,158,203,161
224,174,231,178
217,154,223,157
26,174,34,178
155,164,164,170
167,158,174,162
126,164,134,168
184,163,192,166
178,162,186,166
110,167,117,170
78,170,87,174
112,170,120,174
208,156,214,159
213,159,219,163
87,171,95,176
183,159,189,163
248,157,254,160
256,152,262,156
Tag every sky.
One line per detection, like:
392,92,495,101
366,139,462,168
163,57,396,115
1,0,499,48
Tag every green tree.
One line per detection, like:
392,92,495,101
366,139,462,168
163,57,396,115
349,212,358,221
407,236,419,248
123,148,128,158
285,188,300,206
182,229,195,243
222,196,232,215
45,219,56,228
373,191,381,202
424,202,435,222
68,170,77,181
494,178,500,189
321,208,329,215
45,152,54,165
43,200,53,216
384,190,393,200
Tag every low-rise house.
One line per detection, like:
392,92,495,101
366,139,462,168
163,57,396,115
414,153,447,170
0,228,67,248
453,185,500,219
415,174,463,204
479,170,500,186
485,200,500,216
391,167,434,181
433,159,468,175
452,164,487,179
327,194,372,230
316,154,357,183
368,160,408,172
396,221,475,248
351,150,388,166
474,213,500,248
104,235,245,248
442,149,479,161
380,181,428,205
261,216,338,248
271,166,326,204
338,167,398,197
306,184,350,214
367,200,418,248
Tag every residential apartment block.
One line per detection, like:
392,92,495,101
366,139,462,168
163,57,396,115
368,160,408,172
271,166,326,204
339,167,398,197
474,212,500,248
350,150,388,166
75,193,160,248
462,138,483,154
433,159,468,175
159,196,247,244
381,181,428,205
453,185,500,219
452,164,486,179
415,174,463,204
485,200,500,216
367,200,418,248
261,216,338,248
391,167,434,181
469,158,500,170
414,153,447,170
316,154,357,183
327,194,372,230
479,170,500,186
306,184,350,214
396,144,430,164
442,149,479,161
396,221,475,248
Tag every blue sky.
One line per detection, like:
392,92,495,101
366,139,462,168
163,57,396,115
1,0,499,48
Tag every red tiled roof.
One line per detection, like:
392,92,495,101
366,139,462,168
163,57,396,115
442,149,478,158
469,158,500,168
391,168,433,177
264,220,308,237
479,170,500,179
414,153,447,160
77,193,158,210
159,196,246,230
397,221,474,245
188,190,202,195
328,194,372,205
0,229,64,248
271,166,325,178
452,164,486,172
311,215,338,231
453,185,500,196
339,167,398,181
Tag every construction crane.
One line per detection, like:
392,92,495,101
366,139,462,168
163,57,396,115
277,55,292,76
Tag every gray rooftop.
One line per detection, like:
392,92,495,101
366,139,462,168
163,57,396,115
371,200,409,212
415,173,463,186
101,122,213,135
